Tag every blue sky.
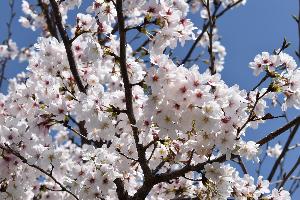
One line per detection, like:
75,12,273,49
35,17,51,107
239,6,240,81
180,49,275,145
0,0,299,197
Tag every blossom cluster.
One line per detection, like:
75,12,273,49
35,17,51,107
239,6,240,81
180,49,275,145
0,39,18,60
249,51,300,110
0,0,299,200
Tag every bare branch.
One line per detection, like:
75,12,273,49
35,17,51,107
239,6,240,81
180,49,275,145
257,116,300,146
271,176,300,185
206,0,217,74
278,156,300,188
0,0,15,90
267,124,300,181
251,74,269,91
237,156,248,174
295,0,300,59
289,170,300,195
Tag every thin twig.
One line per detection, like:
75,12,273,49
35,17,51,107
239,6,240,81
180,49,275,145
117,149,139,162
251,74,269,91
296,0,300,60
271,176,300,185
237,156,248,174
267,124,300,181
289,170,300,195
180,0,243,65
237,89,270,138
0,0,15,90
278,156,300,188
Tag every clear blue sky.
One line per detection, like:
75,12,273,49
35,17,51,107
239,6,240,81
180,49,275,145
0,0,299,197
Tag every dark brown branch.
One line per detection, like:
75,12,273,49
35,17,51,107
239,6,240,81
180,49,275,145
115,0,136,132
0,0,15,90
271,175,300,185
267,124,300,181
252,114,285,121
115,1,153,199
278,156,300,188
114,178,129,200
252,38,291,91
111,23,119,34
113,153,237,199
77,120,105,148
63,117,105,148
60,120,88,141
299,0,300,59
276,157,285,188
257,116,300,146
155,153,238,184
237,89,270,137
289,170,300,195
153,160,166,174
69,30,90,44
125,19,156,32
117,149,139,162
237,156,248,174
77,120,90,144
251,74,269,91
0,144,79,200
296,0,300,60
144,140,157,150
147,144,157,162
182,174,202,182
180,21,209,65
49,0,86,93
206,0,216,74
0,60,8,90
38,0,59,39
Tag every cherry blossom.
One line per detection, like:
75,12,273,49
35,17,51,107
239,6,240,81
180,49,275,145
0,0,299,200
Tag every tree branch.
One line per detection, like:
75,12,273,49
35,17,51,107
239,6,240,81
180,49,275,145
180,0,243,65
206,0,217,75
115,1,153,199
49,0,86,93
114,178,129,200
0,143,79,200
296,0,300,59
257,116,300,146
180,20,209,65
278,156,300,189
38,0,59,39
237,156,248,174
267,124,300,181
0,0,15,90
